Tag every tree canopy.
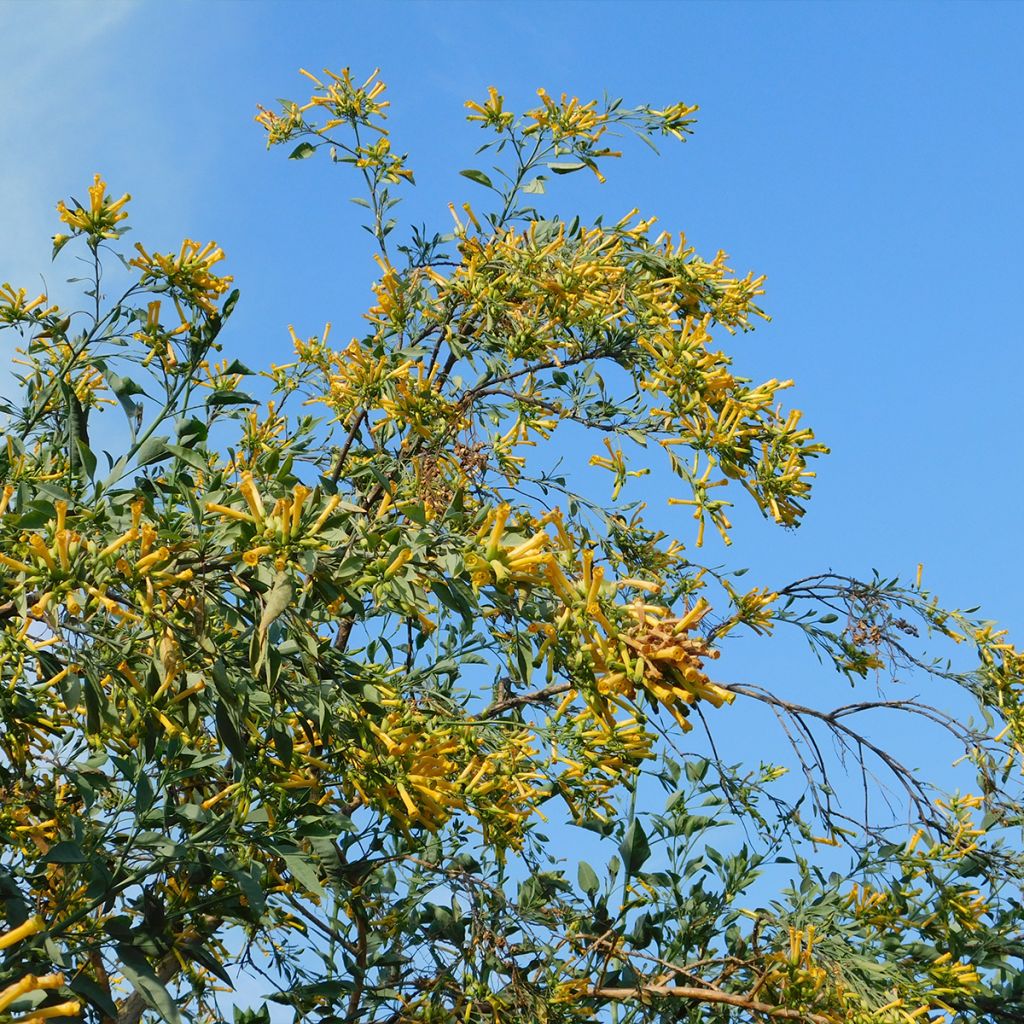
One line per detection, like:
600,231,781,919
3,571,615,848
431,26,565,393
0,66,1022,1024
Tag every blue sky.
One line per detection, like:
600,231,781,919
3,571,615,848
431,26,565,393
1,0,1020,788
4,0,1019,701
2,0,1022,1012
4,0,1021,623
3,0,1021,772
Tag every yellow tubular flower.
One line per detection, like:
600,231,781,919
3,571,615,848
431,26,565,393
205,502,254,523
56,174,130,240
0,917,44,952
383,547,413,578
0,553,37,576
130,239,232,316
238,472,266,523
9,998,83,1023
308,494,340,535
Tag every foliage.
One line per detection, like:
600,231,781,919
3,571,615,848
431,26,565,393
0,66,1022,1024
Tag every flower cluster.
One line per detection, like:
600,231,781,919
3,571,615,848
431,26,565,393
255,67,414,196
464,87,514,131
296,66,390,129
134,298,190,370
469,505,733,734
589,439,650,500
204,471,339,571
0,284,57,325
591,598,732,731
349,711,543,844
54,173,130,248
524,89,614,146
130,239,233,318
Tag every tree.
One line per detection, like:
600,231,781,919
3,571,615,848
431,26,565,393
0,65,1021,1024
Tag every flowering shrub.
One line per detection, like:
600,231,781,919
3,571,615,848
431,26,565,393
0,67,1020,1024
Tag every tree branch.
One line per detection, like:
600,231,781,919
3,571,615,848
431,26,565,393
590,983,832,1023
116,916,220,1024
475,681,571,719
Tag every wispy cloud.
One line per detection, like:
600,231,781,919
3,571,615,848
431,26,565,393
1,1,138,96
0,1,139,397
0,0,140,286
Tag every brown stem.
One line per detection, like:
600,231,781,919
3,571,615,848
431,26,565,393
720,682,959,829
87,950,116,1024
475,681,572,719
333,617,354,651
345,911,368,1022
458,348,602,405
589,984,831,1023
475,388,629,433
329,410,369,485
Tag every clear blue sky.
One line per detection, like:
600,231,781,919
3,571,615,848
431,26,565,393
2,0,1021,766
4,0,1021,621
2,0,1021,1011
5,3,1019,637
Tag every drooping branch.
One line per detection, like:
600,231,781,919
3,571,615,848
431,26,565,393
721,683,979,832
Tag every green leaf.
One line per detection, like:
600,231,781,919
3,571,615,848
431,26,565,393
234,1005,271,1024
231,867,265,916
82,672,108,734
289,142,316,160
522,176,547,194
4,989,47,1015
307,834,345,890
215,701,247,761
102,368,147,428
450,852,481,873
207,390,255,408
180,940,234,986
10,501,51,530
69,975,118,1020
0,869,30,925
135,434,172,468
174,801,207,825
619,820,651,877
134,773,155,815
577,861,600,896
259,571,294,636
220,288,240,321
44,841,88,864
165,443,209,473
268,981,352,1006
282,851,326,899
75,439,96,480
271,723,293,767
548,161,587,174
176,416,208,444
210,659,235,702
117,945,183,1024
460,169,494,188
